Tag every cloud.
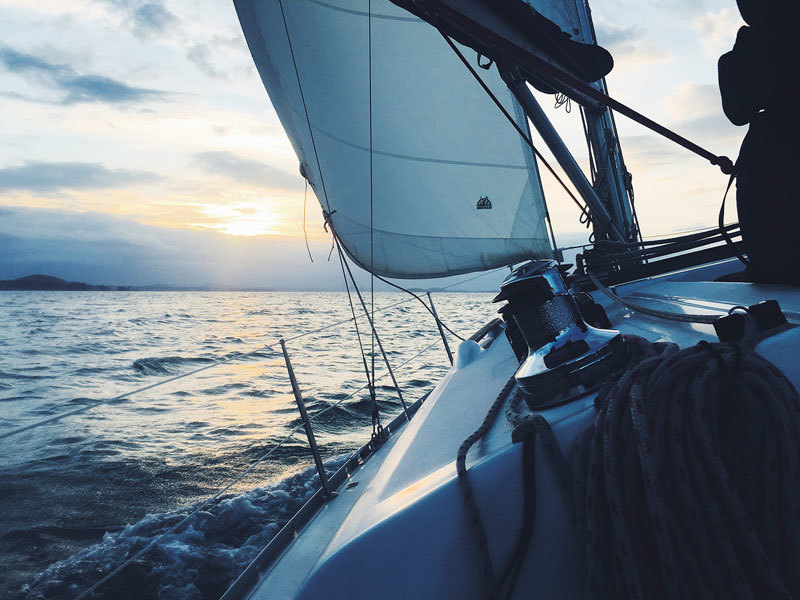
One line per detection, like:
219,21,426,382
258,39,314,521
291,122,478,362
103,0,179,40
186,35,251,80
61,73,159,104
0,207,351,289
619,134,688,169
664,83,721,121
0,207,507,290
0,162,161,192
0,46,164,105
193,151,301,190
651,0,705,8
662,83,745,150
132,2,178,38
187,43,226,80
692,8,744,58
0,47,65,73
594,17,670,69
595,20,641,47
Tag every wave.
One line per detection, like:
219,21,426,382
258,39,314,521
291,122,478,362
132,356,214,376
18,456,349,600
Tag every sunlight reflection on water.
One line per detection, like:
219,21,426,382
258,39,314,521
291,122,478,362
0,290,496,598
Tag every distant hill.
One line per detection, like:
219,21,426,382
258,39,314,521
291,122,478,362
0,275,129,291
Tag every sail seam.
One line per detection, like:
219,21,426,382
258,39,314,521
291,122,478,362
311,124,530,170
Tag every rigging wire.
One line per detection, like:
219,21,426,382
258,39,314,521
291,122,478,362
324,217,468,342
364,270,467,342
334,222,382,435
303,179,314,262
0,294,435,442
438,30,593,225
368,0,377,432
333,237,411,419
440,265,509,290
73,337,441,600
278,0,331,213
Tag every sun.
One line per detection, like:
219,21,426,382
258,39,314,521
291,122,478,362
192,201,285,237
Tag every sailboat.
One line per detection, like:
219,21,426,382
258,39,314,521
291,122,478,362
219,0,800,598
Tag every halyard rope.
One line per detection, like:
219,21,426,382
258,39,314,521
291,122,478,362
586,269,721,325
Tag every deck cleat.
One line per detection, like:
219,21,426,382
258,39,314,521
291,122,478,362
494,260,628,409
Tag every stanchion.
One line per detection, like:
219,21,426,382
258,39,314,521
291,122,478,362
279,339,335,499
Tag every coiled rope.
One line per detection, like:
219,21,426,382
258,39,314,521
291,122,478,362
456,376,520,598
460,334,800,599
572,336,800,599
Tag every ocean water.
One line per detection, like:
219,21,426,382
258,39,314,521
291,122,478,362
0,291,496,599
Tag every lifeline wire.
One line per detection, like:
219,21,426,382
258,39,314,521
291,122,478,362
0,294,434,442
439,30,592,225
73,337,441,600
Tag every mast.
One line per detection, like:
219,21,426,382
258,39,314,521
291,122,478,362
570,0,638,242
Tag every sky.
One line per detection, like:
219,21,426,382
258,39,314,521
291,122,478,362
0,0,746,289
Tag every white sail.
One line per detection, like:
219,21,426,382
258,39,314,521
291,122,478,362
234,0,552,278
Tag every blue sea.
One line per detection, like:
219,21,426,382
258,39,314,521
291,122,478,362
0,291,496,599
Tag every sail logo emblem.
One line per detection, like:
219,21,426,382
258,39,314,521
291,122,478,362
477,196,492,210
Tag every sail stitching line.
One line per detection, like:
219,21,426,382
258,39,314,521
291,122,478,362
309,123,530,169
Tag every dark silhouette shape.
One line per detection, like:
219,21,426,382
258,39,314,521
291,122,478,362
0,274,115,290
719,0,800,283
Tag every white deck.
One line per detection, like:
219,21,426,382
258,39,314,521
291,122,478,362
233,260,800,600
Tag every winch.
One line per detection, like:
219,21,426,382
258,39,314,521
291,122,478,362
494,260,628,409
